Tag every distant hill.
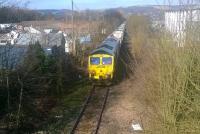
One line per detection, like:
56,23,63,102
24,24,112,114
37,9,72,16
35,6,163,21
35,5,200,21
113,6,164,20
36,9,72,20
113,5,199,20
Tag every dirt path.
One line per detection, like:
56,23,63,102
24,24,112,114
98,65,152,134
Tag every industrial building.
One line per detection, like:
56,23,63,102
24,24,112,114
165,7,200,46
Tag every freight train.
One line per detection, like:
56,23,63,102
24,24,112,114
88,23,126,83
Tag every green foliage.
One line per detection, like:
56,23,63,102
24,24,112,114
42,55,56,73
23,41,57,75
0,41,67,132
23,41,45,73
0,80,7,114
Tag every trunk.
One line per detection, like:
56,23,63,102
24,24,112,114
16,76,24,128
6,74,10,130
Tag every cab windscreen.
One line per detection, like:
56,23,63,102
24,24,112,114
102,57,112,65
90,57,100,65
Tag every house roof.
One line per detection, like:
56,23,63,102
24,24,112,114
16,33,64,47
16,33,43,46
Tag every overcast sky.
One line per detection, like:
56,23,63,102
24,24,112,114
27,0,169,10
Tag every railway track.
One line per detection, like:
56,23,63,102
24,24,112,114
70,85,110,134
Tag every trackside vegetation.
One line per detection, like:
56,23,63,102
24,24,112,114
127,15,200,133
0,10,124,133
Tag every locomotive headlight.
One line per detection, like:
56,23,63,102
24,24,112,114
107,72,112,75
106,73,111,77
90,70,96,75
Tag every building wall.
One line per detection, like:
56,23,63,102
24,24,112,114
0,45,27,69
165,9,200,46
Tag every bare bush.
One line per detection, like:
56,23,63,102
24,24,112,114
127,14,200,133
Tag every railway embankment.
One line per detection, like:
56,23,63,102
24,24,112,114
98,15,200,134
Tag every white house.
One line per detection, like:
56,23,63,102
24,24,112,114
165,8,200,46
44,29,53,34
0,24,12,29
7,31,19,45
65,38,72,53
24,26,41,34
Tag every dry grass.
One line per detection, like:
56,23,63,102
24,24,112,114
146,36,200,134
127,15,200,134
126,15,151,63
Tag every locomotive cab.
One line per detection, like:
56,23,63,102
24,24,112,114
88,54,114,81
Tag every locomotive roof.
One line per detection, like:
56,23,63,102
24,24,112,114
90,22,125,56
105,36,119,42
90,38,119,56
90,47,114,55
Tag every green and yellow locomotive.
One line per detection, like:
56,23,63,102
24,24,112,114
88,23,126,83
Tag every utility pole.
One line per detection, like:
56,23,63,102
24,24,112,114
71,0,76,55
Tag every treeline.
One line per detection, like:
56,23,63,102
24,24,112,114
91,10,125,47
40,9,125,23
104,9,125,32
0,5,125,24
0,6,46,23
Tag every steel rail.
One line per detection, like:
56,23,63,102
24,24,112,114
70,85,96,134
94,88,110,134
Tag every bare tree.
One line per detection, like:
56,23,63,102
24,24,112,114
16,74,24,128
